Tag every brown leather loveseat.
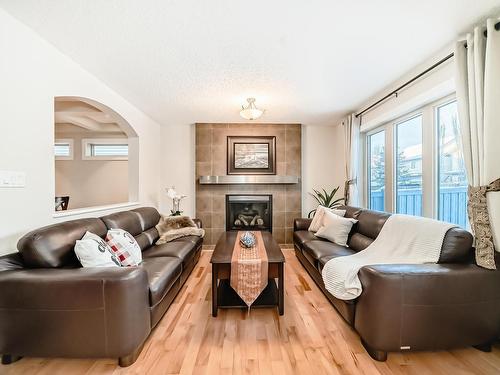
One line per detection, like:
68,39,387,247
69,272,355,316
0,207,202,367
294,205,500,361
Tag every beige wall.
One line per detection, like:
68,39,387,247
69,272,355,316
160,123,345,222
55,131,128,209
302,124,346,215
0,9,161,255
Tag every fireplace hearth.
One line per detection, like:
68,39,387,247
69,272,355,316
226,195,272,232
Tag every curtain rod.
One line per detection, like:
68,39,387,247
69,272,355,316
355,20,500,119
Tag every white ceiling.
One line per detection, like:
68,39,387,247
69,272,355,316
2,0,500,126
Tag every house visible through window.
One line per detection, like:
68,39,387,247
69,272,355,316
364,97,468,227
367,130,385,211
395,115,423,216
437,101,468,227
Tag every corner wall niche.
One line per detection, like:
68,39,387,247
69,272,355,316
195,123,302,246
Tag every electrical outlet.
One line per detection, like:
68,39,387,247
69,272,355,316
0,171,26,188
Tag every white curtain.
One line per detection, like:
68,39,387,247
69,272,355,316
455,18,500,269
343,114,360,206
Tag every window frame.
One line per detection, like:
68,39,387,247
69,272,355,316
433,96,466,224
393,111,424,216
366,128,386,211
54,138,74,161
82,138,129,161
363,94,459,222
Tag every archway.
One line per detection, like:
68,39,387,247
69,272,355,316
54,96,139,211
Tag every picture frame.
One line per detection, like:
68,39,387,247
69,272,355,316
227,136,276,175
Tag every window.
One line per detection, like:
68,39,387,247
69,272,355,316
395,115,423,216
90,144,128,157
437,101,468,227
54,139,73,160
363,96,468,227
367,130,385,211
82,139,128,160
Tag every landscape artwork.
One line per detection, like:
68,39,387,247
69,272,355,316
234,143,269,169
227,136,276,175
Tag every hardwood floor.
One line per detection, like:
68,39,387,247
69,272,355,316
2,249,500,375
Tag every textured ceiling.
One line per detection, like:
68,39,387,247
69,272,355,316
2,0,500,126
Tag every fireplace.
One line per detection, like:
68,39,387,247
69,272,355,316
226,194,272,232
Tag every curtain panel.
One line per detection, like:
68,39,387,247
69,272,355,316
455,18,500,269
343,114,360,206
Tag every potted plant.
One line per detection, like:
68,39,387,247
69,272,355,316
308,187,344,218
166,187,187,216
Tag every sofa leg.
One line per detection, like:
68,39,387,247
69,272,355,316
361,340,388,362
473,343,492,352
1,354,23,365
118,344,144,367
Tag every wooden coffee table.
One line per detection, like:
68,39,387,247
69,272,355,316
210,231,285,317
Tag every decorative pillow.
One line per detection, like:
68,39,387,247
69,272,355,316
314,210,358,246
74,231,121,268
308,205,346,232
156,215,205,245
106,229,142,266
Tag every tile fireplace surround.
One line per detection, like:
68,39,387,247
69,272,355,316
195,123,302,246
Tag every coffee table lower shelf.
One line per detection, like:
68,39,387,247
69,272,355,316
215,279,279,311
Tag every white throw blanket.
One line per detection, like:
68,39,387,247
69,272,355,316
322,214,457,300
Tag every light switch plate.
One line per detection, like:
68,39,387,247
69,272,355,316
0,171,26,188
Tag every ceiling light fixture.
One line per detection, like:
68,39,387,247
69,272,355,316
239,98,264,120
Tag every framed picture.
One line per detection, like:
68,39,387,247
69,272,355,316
227,136,276,175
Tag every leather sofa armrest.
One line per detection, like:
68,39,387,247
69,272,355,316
0,267,151,358
193,218,202,228
355,264,500,352
294,218,312,231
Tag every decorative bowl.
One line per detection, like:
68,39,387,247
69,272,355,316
239,231,256,248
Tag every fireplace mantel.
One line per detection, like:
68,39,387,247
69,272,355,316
199,175,299,185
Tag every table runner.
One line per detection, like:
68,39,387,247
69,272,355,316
230,231,268,306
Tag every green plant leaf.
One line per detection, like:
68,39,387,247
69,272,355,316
308,209,316,218
309,192,323,206
309,186,342,209
328,197,345,208
313,189,326,204
322,188,332,205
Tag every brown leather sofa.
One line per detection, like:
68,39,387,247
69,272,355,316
0,207,202,367
294,205,500,361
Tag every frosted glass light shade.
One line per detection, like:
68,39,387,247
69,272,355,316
239,98,264,120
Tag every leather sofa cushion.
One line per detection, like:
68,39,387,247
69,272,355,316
318,248,356,272
142,241,198,266
343,206,363,220
141,257,182,306
348,233,374,252
132,207,160,231
293,230,327,245
101,211,143,236
303,240,355,269
438,227,473,263
171,235,203,248
0,253,25,271
354,209,390,240
17,218,107,268
135,228,160,251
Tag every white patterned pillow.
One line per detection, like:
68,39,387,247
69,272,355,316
74,231,121,268
308,205,346,232
106,229,142,266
